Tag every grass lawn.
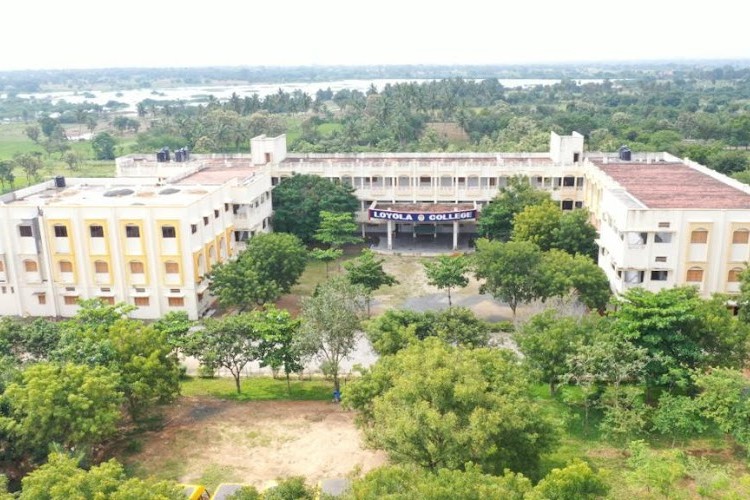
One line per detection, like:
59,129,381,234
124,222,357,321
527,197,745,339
181,376,332,402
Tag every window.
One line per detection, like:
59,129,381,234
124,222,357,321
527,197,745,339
162,226,176,238
129,261,144,274
64,296,78,305
203,216,209,226
24,260,38,272
655,256,667,263
224,203,230,212
94,261,109,273
728,268,743,282
561,200,574,210
0,260,4,272
134,297,150,307
54,225,68,237
191,224,197,234
59,260,73,273
563,176,575,187
691,229,708,244
90,225,104,238
126,225,140,238
37,293,46,305
733,230,749,244
101,296,115,305
654,232,672,243
19,225,33,237
574,201,583,209
214,209,220,218
651,270,668,281
165,262,179,274
686,267,704,282
134,287,146,293
658,222,671,228
168,297,184,307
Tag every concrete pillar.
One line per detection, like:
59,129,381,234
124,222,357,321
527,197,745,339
387,220,393,250
453,221,459,250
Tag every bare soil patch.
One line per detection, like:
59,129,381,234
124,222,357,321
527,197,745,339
123,397,386,489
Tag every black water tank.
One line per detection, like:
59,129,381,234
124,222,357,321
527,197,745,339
54,175,65,188
618,145,632,161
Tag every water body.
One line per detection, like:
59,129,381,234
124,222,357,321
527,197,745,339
8,78,604,113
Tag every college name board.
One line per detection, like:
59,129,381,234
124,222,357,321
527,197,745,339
368,208,477,222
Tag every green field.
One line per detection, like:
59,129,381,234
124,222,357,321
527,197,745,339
180,376,332,402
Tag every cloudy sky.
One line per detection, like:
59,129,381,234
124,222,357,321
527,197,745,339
2,0,748,71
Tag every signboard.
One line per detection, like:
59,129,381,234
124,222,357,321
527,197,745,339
368,208,477,222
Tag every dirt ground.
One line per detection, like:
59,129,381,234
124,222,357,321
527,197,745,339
124,397,386,489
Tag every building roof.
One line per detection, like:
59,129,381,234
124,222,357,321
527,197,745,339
594,162,750,209
176,166,261,185
282,153,554,166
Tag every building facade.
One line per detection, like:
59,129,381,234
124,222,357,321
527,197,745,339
1,131,749,319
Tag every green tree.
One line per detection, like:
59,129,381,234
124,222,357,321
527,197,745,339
694,367,750,453
344,249,398,316
62,150,81,171
310,247,342,278
423,254,470,307
528,461,609,500
477,176,550,241
263,476,316,500
54,301,180,420
511,200,561,251
298,277,365,392
364,309,436,356
346,339,559,477
13,152,43,184
314,210,362,249
152,310,193,351
432,306,490,348
91,132,116,160
626,440,686,498
350,464,532,499
652,393,706,446
272,174,359,244
539,250,611,312
474,239,545,318
256,305,303,393
555,209,599,260
516,311,597,395
184,312,266,394
0,363,122,457
0,160,15,191
209,233,307,308
24,125,40,143
19,452,183,500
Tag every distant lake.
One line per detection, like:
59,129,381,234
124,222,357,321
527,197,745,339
8,78,605,113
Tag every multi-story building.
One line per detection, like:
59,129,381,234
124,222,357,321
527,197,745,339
0,158,272,319
1,131,748,319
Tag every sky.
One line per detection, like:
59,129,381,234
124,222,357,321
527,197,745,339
2,0,749,71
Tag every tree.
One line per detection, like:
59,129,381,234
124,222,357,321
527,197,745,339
528,461,609,500
54,300,181,420
432,306,490,348
626,440,687,498
62,151,81,171
474,239,545,318
0,362,122,457
24,125,40,144
272,174,359,243
652,393,706,446
19,453,183,500
184,312,265,394
476,175,550,241
365,309,437,356
262,477,316,500
91,132,116,160
209,233,307,308
152,310,193,351
516,311,597,395
511,200,561,251
555,209,599,260
344,249,398,316
539,250,611,312
423,254,470,307
310,247,342,278
0,160,14,191
350,464,532,499
694,367,750,452
13,152,43,184
345,339,558,477
256,305,303,393
314,210,362,248
298,277,365,392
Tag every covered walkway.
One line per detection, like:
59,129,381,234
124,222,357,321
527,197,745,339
368,233,474,256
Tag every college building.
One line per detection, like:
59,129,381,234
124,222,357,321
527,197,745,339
0,132,748,319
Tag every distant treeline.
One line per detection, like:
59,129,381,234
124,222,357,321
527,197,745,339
2,61,750,92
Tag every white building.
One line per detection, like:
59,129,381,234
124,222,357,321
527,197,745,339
1,131,749,319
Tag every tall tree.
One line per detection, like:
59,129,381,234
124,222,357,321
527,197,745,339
345,339,559,477
256,305,303,393
474,239,545,318
0,160,14,191
298,277,365,392
91,132,116,160
423,254,470,307
314,210,362,249
184,312,265,394
272,174,359,244
0,362,123,457
476,176,550,241
344,249,398,316
13,153,43,184
209,232,307,309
